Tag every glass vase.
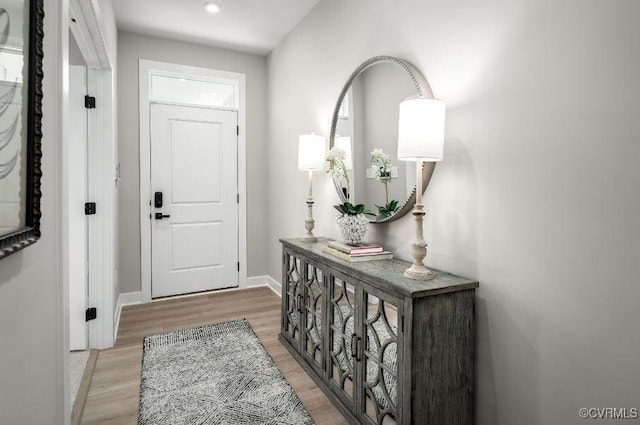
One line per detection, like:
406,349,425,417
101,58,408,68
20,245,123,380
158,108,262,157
336,213,369,245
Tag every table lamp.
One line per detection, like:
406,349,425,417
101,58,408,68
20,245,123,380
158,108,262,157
397,98,445,280
298,134,326,241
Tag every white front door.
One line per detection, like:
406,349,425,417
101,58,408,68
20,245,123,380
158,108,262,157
150,103,239,298
69,65,88,350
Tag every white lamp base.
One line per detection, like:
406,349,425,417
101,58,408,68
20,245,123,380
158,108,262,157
404,264,434,280
303,199,317,242
405,200,435,281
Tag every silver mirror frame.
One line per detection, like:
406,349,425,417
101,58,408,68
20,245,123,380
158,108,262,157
329,56,437,223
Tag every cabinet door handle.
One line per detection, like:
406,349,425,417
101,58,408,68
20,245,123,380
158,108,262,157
297,294,304,313
350,333,357,358
355,336,362,362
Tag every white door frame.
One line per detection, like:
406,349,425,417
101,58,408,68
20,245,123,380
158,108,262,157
67,0,116,349
139,60,247,303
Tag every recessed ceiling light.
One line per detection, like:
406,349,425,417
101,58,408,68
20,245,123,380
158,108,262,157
204,2,221,14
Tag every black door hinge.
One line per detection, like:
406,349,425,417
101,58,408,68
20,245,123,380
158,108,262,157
85,202,96,215
236,125,239,135
85,95,96,109
85,307,97,322
237,262,240,271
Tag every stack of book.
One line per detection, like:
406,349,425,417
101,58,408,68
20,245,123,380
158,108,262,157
321,240,393,262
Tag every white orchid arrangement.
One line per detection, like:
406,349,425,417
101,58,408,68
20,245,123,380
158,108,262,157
326,146,350,199
369,148,392,180
369,148,398,219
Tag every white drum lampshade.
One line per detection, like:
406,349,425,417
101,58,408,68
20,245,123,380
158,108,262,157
298,134,326,171
397,98,445,162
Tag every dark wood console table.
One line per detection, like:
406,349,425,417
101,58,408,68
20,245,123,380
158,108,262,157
279,237,478,425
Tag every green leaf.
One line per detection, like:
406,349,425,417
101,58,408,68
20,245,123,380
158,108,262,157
334,205,346,214
334,202,375,216
374,202,397,219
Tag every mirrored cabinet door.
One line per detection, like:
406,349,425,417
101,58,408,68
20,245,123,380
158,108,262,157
302,261,325,374
328,273,359,411
361,289,402,425
282,251,303,348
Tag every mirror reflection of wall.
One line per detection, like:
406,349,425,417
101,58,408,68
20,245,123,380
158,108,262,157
335,87,354,199
351,79,365,205
348,63,417,213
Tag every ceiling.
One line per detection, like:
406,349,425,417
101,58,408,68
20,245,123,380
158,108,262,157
113,0,320,55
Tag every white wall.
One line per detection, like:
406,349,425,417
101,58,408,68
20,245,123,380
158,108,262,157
0,0,66,423
117,31,269,295
267,0,640,423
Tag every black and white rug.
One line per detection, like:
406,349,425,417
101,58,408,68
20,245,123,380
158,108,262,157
139,319,314,425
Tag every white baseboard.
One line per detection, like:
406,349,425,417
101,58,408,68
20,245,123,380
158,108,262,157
114,291,142,340
119,291,143,306
247,275,281,297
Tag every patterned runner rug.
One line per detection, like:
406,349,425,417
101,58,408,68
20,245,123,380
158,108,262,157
138,319,314,424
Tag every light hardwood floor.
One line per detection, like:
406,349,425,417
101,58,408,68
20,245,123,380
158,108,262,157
81,286,349,424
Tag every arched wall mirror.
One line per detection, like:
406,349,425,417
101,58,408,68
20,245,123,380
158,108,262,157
329,56,436,223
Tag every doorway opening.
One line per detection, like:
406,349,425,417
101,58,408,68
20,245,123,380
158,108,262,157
67,0,117,351
66,0,117,418
68,34,89,352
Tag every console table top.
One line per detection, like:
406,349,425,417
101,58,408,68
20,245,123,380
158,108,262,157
280,237,478,299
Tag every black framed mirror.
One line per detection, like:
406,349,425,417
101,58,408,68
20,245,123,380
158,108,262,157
329,56,436,223
0,0,44,259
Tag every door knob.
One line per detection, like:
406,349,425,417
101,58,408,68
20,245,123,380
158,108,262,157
155,213,171,220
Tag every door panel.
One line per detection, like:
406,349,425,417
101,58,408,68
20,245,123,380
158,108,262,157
362,289,401,425
169,120,222,204
69,65,88,351
302,260,325,374
282,251,303,348
328,273,359,412
170,222,222,270
151,104,238,298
